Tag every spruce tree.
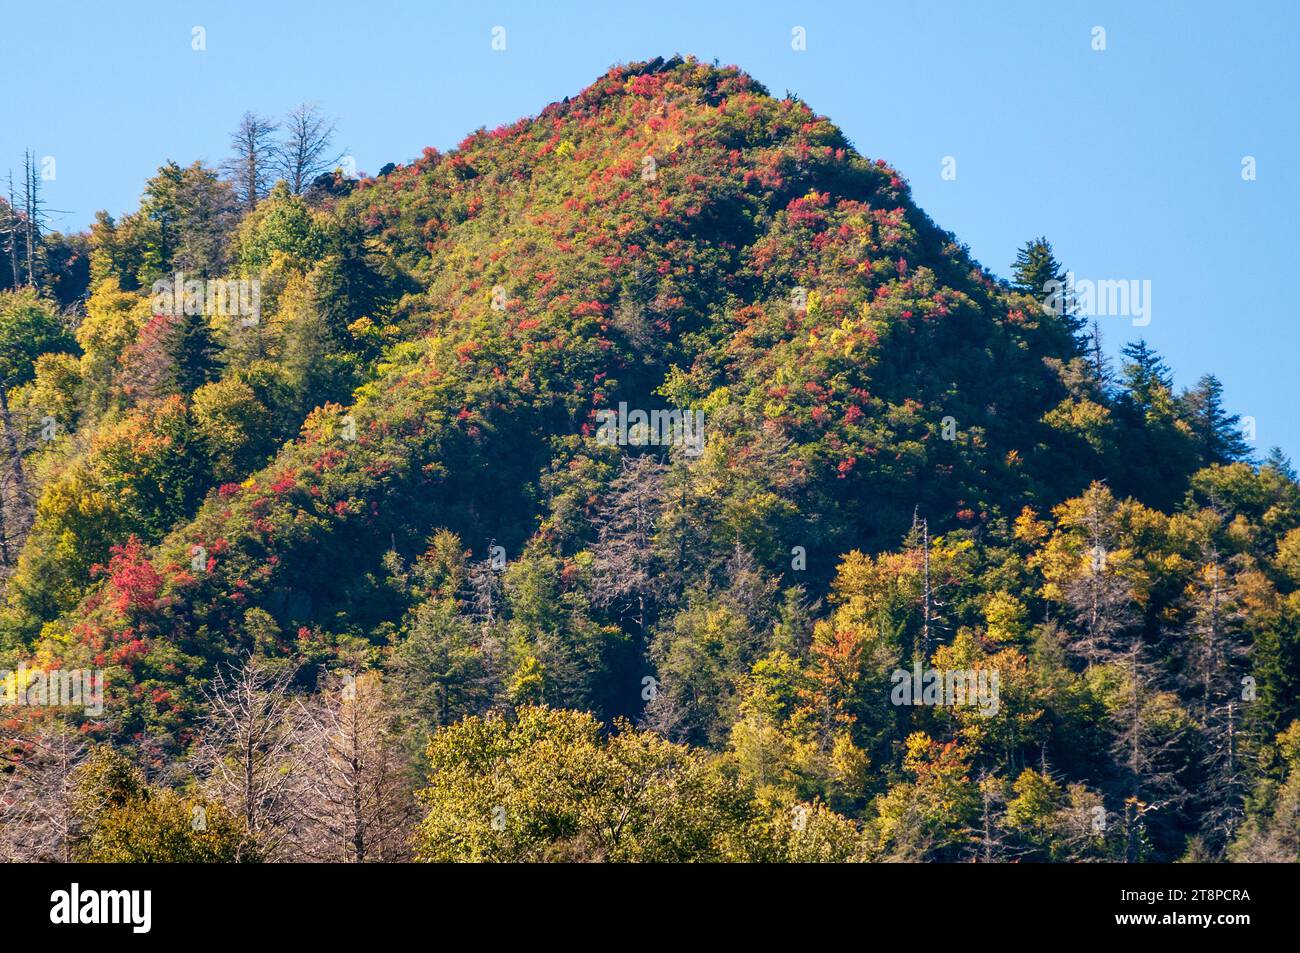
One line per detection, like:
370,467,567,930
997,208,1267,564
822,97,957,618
1011,236,1065,296
1180,373,1251,466
1119,340,1173,411
1263,446,1297,481
1011,236,1083,339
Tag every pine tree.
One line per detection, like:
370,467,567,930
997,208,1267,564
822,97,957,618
1180,373,1251,466
1119,340,1173,412
1011,236,1082,339
1263,446,1297,481
1011,236,1065,297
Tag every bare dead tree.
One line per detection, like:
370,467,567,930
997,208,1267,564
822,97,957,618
720,542,780,648
1183,543,1251,853
1185,545,1248,726
901,508,952,666
467,554,504,629
1110,638,1189,862
3,177,21,288
0,726,91,862
20,151,46,287
190,655,307,861
907,510,945,664
294,671,417,862
274,103,341,196
1062,493,1134,669
1054,493,1189,860
223,112,280,210
590,453,666,639
638,686,688,741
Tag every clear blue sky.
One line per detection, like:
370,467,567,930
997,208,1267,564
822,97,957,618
4,1,1297,459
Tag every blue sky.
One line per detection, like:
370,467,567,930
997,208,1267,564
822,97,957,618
4,1,1297,459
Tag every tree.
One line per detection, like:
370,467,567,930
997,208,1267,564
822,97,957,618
1181,373,1252,466
1119,340,1173,412
590,453,665,638
119,309,221,403
1085,318,1112,390
1011,236,1082,339
191,377,275,482
1263,446,1297,482
1182,541,1250,853
88,162,238,287
974,772,1021,862
20,151,49,287
72,746,257,862
649,597,760,746
275,103,341,196
1060,487,1136,669
0,725,90,862
0,287,75,390
223,112,280,210
389,598,495,728
1116,340,1196,505
414,705,764,862
190,655,307,861
906,511,943,664
1230,720,1300,861
1102,636,1191,862
868,732,979,861
295,671,417,862
232,182,324,273
138,161,239,279
0,289,75,564
1011,237,1063,295
2,183,24,290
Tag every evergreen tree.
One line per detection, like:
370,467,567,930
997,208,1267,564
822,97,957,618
1011,236,1082,339
1264,446,1297,481
1011,236,1065,297
1180,373,1252,466
1118,340,1173,412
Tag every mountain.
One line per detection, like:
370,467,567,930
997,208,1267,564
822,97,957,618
1,57,1297,863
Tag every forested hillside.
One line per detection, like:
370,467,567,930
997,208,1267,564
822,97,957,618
2,56,1297,862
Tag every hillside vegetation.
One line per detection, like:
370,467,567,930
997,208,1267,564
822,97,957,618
1,57,1297,863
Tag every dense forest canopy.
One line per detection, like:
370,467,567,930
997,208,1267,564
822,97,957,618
1,56,1297,863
